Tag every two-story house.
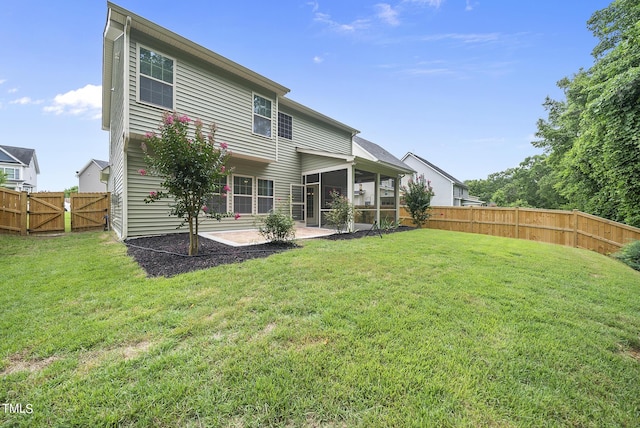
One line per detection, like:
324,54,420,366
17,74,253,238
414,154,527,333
0,145,39,192
102,2,413,239
401,152,484,207
77,159,109,192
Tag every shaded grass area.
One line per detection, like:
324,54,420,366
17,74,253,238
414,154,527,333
1,229,639,426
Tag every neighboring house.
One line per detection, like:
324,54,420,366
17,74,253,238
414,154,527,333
0,145,39,192
76,159,109,192
102,2,413,239
401,152,484,207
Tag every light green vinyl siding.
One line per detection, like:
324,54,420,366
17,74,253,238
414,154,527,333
126,35,277,162
108,35,126,238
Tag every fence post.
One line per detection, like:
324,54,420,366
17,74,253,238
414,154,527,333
515,207,519,239
573,209,578,248
20,192,28,236
471,205,476,233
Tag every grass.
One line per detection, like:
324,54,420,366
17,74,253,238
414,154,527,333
1,229,639,427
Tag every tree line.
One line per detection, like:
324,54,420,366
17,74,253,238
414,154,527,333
465,0,640,227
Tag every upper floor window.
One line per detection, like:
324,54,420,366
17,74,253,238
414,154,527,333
253,94,272,137
138,46,174,109
278,112,292,140
1,167,19,180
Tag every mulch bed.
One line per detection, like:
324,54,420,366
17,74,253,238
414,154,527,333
125,226,413,277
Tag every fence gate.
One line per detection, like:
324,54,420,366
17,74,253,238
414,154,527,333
28,192,65,234
70,193,110,231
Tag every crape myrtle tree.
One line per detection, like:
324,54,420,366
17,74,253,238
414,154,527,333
141,111,238,256
402,174,434,228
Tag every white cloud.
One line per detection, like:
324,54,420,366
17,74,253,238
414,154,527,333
43,84,101,118
307,1,319,13
314,12,371,33
421,33,501,44
0,79,6,85
10,97,43,105
403,0,444,7
8,88,18,94
313,55,324,64
375,3,400,26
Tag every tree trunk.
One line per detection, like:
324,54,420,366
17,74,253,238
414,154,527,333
188,214,198,256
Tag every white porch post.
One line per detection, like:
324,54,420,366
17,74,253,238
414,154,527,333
395,175,401,223
375,172,380,225
347,165,354,232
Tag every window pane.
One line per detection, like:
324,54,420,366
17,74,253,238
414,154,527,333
254,95,271,117
258,179,273,196
258,197,273,214
278,112,292,139
253,116,271,137
234,196,252,214
233,176,253,195
140,76,173,109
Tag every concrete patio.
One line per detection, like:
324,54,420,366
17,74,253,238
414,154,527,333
200,226,335,247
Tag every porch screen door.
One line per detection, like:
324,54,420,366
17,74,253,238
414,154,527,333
290,184,305,223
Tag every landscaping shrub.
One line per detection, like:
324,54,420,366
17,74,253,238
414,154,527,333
259,208,295,243
325,190,354,233
613,240,640,271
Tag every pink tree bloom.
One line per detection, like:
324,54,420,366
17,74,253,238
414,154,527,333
202,205,208,212
220,166,226,173
138,169,147,176
220,142,228,149
221,193,227,198
179,115,190,123
194,118,203,127
144,132,154,139
223,184,231,192
234,213,241,220
149,191,157,197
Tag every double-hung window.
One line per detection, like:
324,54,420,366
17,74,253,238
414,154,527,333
139,46,174,109
1,167,19,180
278,112,292,140
257,179,274,214
253,94,272,137
207,177,228,214
233,176,253,214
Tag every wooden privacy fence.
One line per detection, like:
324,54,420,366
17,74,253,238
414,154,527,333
400,206,640,255
0,188,110,235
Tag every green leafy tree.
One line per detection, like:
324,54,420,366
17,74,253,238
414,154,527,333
0,170,7,188
467,155,566,208
402,174,434,227
64,186,78,197
141,111,237,256
534,0,640,226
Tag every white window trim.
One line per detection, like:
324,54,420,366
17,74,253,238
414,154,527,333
252,92,273,139
136,44,176,110
257,177,275,214
232,174,254,214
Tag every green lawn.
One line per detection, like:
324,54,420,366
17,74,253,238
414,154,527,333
1,229,639,427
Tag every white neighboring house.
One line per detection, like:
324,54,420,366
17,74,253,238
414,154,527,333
0,145,39,192
401,152,484,207
76,159,109,192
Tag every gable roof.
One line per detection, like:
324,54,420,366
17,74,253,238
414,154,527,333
77,159,110,176
0,145,39,173
353,136,413,173
403,152,467,189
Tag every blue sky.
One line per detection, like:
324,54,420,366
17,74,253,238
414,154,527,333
0,0,610,191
